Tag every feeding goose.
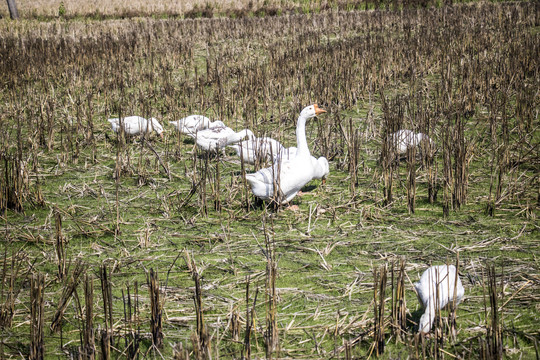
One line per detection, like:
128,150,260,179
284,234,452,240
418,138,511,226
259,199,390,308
170,115,224,136
415,264,464,334
108,116,164,138
390,129,434,156
190,123,254,152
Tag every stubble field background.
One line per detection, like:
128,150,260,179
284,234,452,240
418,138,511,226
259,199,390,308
0,0,538,358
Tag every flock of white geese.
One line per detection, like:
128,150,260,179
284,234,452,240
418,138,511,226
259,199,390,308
108,105,463,334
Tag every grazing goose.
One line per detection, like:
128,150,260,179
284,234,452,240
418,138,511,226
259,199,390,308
170,115,224,136
245,104,326,204
391,129,434,155
229,137,286,165
108,116,164,138
415,264,464,334
191,123,254,152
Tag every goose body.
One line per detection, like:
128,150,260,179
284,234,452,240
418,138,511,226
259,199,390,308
391,130,433,155
281,147,328,181
414,265,464,333
245,104,326,204
108,116,164,138
229,137,286,165
170,115,222,136
191,124,254,151
312,156,330,181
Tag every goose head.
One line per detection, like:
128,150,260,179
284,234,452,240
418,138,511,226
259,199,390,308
300,104,327,119
150,118,164,138
418,311,433,334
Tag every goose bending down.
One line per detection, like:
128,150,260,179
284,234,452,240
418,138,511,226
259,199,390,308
190,124,254,152
108,116,164,138
415,265,464,334
169,115,223,136
229,137,286,165
391,130,434,155
245,104,326,204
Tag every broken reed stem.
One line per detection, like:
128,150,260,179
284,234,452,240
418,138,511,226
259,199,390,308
373,264,387,356
244,275,252,360
30,273,45,360
243,275,259,360
239,142,251,210
199,151,209,217
114,109,124,238
391,259,407,341
406,145,417,214
144,138,171,180
147,269,163,349
230,306,240,343
86,93,96,163
100,264,114,354
173,342,189,360
186,252,211,359
123,282,140,358
214,151,221,212
0,251,26,328
54,209,66,281
264,223,279,358
425,137,438,204
242,275,253,360
51,260,85,333
442,115,453,218
380,92,394,207
452,111,469,209
487,265,503,360
449,254,460,342
348,118,359,199
82,273,95,360
137,133,147,187
0,152,29,213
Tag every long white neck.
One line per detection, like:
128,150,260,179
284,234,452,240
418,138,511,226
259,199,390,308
295,114,311,158
418,300,436,333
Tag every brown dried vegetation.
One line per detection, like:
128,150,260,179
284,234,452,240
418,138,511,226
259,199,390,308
0,1,538,359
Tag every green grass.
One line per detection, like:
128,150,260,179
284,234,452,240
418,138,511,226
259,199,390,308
0,2,539,359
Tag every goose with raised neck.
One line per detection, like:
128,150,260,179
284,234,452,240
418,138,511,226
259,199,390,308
245,104,326,204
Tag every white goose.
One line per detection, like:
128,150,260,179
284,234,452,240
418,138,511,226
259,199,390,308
415,265,465,334
245,104,326,204
391,129,434,155
312,156,330,183
170,115,224,136
229,137,286,165
108,116,164,138
282,147,329,182
190,123,254,152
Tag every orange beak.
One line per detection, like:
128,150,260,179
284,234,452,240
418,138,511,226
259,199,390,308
322,178,327,185
159,133,164,139
314,104,327,116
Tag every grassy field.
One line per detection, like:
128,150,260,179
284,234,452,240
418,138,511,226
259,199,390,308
0,1,539,359
2,0,447,19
